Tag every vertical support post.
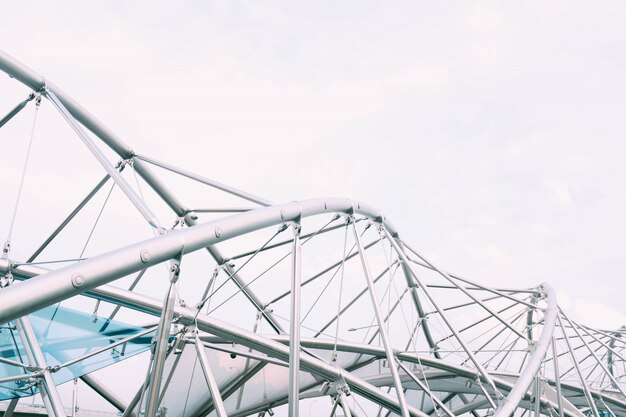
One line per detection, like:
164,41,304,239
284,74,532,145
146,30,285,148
532,374,541,417
194,331,228,417
144,259,179,417
289,221,302,417
551,337,565,417
352,221,410,417
15,318,66,417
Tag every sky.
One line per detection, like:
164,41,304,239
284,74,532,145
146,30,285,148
1,0,625,334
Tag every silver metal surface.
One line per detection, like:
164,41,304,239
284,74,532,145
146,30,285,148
194,332,228,417
289,222,302,417
0,48,623,417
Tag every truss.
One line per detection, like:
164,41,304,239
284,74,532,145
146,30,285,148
0,50,623,417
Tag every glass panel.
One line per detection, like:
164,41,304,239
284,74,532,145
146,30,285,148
0,305,153,400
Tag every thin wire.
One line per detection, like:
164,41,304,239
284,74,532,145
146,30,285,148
208,217,338,315
4,96,40,254
14,258,87,266
84,181,116,319
199,229,284,317
380,235,417,351
300,255,346,324
132,164,147,202
269,311,341,339
79,181,116,258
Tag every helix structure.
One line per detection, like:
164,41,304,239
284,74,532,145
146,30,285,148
0,50,623,417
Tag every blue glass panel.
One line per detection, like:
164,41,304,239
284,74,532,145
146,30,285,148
0,322,35,399
0,305,153,400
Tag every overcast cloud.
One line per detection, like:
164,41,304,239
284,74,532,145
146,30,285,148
1,0,625,330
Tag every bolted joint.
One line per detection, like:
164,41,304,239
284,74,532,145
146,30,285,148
338,384,351,396
0,271,13,288
169,260,181,283
71,273,86,288
291,222,301,236
2,240,10,255
140,249,151,263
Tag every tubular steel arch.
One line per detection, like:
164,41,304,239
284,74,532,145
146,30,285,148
0,50,623,417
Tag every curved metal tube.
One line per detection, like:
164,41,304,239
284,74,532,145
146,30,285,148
0,48,622,417
0,197,395,325
493,284,558,417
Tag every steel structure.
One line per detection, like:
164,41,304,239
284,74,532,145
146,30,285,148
0,50,623,417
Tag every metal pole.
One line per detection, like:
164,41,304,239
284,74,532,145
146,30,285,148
533,374,541,417
352,221,410,417
15,318,66,417
0,93,34,128
144,272,178,417
131,156,286,334
329,397,340,417
0,198,391,326
72,378,77,417
384,228,561,417
577,325,625,389
45,89,161,229
3,397,19,417
135,154,271,207
194,331,228,417
551,337,565,417
80,373,128,412
289,221,302,417
397,361,455,417
400,242,528,342
27,174,111,262
339,392,353,417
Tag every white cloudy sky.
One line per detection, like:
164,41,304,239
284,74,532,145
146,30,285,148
1,0,625,332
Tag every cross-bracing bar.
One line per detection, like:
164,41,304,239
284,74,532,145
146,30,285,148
15,317,66,417
194,331,228,417
383,229,500,393
556,314,600,417
352,220,410,417
45,89,161,229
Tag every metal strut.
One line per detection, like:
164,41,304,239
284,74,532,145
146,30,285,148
143,257,180,417
0,93,35,129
